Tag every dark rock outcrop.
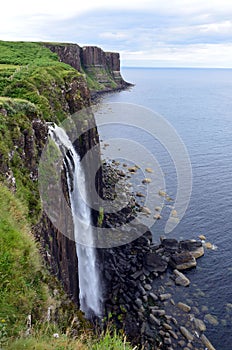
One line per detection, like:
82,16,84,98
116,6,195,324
44,43,131,95
101,221,205,349
45,43,82,71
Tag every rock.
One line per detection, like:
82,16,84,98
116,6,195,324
161,238,179,253
155,206,162,211
226,303,232,310
154,213,162,220
117,170,126,177
204,314,219,326
198,235,206,241
193,317,206,332
159,293,172,301
138,284,146,296
144,284,152,291
131,270,144,279
171,209,178,217
177,302,191,313
145,167,153,173
136,192,145,197
174,269,190,287
135,298,143,308
149,314,161,326
179,240,204,259
169,252,197,270
164,337,172,345
163,322,172,330
128,166,137,173
179,326,194,341
192,306,200,315
143,295,148,302
149,292,158,302
178,340,186,347
144,253,168,272
169,330,178,340
158,190,166,197
200,334,216,350
141,206,151,215
205,242,213,249
201,305,209,312
158,190,167,197
152,309,166,316
142,178,152,184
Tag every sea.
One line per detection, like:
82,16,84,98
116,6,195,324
96,67,232,349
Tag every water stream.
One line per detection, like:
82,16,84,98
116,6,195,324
49,124,101,318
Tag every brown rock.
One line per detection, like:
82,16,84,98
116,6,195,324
193,317,206,332
179,239,204,259
169,251,197,270
179,326,194,341
174,269,190,287
142,178,152,184
200,334,216,350
177,302,191,313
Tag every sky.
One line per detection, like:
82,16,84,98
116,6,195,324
1,0,232,67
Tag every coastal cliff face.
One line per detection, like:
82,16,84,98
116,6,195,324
45,43,82,71
0,41,102,304
44,43,131,95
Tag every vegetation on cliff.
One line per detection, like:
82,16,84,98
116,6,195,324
0,41,133,349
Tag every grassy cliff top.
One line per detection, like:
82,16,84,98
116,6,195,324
0,40,86,121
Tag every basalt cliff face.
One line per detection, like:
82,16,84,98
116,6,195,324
0,40,103,307
45,43,131,96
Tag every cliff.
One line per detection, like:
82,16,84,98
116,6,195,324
0,40,101,306
44,43,131,96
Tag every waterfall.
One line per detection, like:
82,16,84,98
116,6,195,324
49,124,101,318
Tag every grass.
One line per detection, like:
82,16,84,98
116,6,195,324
82,67,118,91
0,184,134,349
6,328,134,350
0,40,134,349
0,184,48,344
0,97,42,221
0,41,87,121
0,40,89,221
0,41,58,66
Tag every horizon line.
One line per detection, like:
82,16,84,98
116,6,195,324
121,66,232,69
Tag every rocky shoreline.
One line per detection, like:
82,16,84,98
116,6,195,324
99,162,216,350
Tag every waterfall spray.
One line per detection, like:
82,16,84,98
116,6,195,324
49,124,101,317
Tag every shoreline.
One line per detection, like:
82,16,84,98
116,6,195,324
98,158,216,350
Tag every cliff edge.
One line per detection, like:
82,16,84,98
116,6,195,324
45,43,132,97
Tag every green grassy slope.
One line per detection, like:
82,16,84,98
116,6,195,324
0,41,133,349
0,184,48,343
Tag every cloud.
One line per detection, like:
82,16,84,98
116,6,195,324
121,43,232,67
99,32,129,40
1,1,232,67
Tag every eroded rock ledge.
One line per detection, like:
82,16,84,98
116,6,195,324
44,43,132,96
100,223,209,349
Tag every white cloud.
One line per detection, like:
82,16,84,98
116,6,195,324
2,0,232,23
99,32,129,40
200,20,232,34
122,43,232,67
1,0,232,67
